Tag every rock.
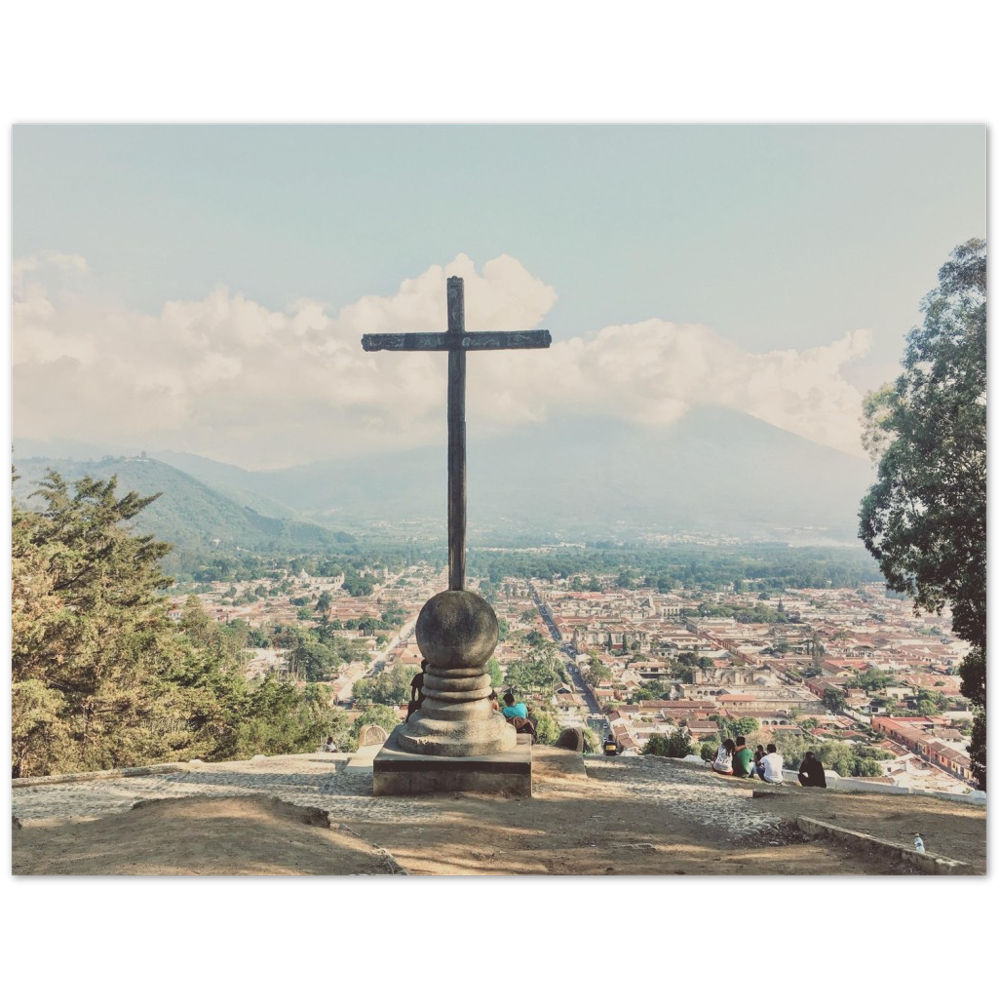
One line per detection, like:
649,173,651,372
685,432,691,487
358,724,389,747
554,728,585,752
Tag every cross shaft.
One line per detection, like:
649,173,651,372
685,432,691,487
361,276,551,590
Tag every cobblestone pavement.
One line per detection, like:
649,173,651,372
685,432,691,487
584,755,781,836
12,752,782,839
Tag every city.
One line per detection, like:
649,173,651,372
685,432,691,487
178,555,977,795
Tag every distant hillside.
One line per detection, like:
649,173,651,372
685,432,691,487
152,407,876,544
150,451,301,520
15,407,877,547
11,455,356,555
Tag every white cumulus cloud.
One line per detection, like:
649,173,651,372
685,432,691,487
12,252,870,467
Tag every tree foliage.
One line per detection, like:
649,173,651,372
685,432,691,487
584,657,612,686
532,709,560,746
487,657,504,689
643,729,694,759
352,661,414,706
718,716,760,740
11,472,346,777
351,704,400,738
858,239,986,788
506,651,559,694
823,689,847,713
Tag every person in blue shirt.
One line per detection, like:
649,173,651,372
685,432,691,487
502,691,528,719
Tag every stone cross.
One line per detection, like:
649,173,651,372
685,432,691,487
362,276,551,591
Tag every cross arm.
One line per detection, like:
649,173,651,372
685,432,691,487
362,330,551,352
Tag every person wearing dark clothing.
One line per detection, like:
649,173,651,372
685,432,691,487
798,751,827,787
406,661,428,721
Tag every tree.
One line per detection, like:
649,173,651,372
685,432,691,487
487,657,504,689
666,728,693,758
719,716,760,740
584,662,612,687
642,734,669,757
352,661,412,706
855,668,894,693
12,473,184,775
532,710,560,746
506,653,558,695
11,471,340,777
859,239,986,789
823,689,847,713
854,758,884,778
818,741,856,777
642,730,693,758
775,733,817,770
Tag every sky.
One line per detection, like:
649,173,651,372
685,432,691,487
11,123,986,469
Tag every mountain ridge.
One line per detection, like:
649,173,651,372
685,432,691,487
14,406,875,547
10,455,355,556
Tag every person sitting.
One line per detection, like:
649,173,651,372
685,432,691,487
498,691,536,741
406,661,428,721
759,743,784,784
712,738,736,775
752,744,767,779
323,736,338,753
732,736,755,778
798,750,827,788
501,691,528,720
511,716,537,742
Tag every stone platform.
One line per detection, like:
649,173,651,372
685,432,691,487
372,727,532,797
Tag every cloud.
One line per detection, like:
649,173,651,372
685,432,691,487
470,320,871,456
12,252,870,467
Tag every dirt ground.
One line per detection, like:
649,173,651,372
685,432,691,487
745,784,987,875
336,753,983,876
12,796,401,876
11,751,986,876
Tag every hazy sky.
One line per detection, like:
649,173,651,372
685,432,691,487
12,124,986,468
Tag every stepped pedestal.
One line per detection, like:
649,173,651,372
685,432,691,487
371,589,531,797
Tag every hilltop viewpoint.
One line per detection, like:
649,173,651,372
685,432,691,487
12,748,985,876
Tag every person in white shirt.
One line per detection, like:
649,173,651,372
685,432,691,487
760,743,784,783
712,738,736,775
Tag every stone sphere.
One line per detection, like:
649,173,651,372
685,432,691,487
416,590,499,670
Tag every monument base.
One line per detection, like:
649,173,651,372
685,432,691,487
372,727,532,797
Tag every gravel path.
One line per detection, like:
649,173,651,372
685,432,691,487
12,752,782,839
14,755,435,825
